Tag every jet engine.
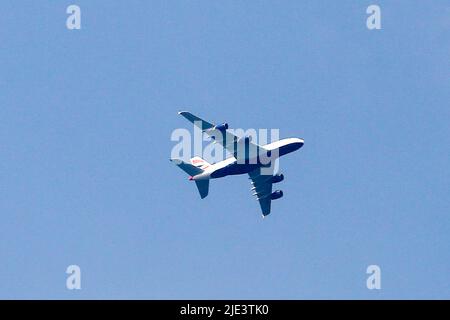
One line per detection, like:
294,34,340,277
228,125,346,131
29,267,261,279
214,123,228,131
271,173,284,184
271,190,284,200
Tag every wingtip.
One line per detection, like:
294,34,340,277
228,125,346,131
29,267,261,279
170,158,182,165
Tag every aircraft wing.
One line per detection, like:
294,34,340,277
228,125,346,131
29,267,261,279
248,166,275,217
178,111,266,162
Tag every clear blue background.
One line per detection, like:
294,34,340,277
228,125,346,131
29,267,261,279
0,1,449,299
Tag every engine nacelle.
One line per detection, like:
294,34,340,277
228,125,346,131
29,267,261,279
271,173,284,184
214,123,228,131
271,190,284,200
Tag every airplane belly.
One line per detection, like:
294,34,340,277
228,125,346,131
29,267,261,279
211,163,259,178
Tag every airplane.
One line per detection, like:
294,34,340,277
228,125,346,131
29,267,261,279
170,111,304,217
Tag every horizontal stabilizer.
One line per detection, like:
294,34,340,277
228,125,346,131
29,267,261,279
170,158,203,176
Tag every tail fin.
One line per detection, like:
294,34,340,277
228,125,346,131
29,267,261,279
194,180,209,199
170,158,210,199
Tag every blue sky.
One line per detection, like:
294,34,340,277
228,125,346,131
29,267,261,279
0,1,449,299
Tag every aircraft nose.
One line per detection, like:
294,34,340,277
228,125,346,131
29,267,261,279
295,138,304,150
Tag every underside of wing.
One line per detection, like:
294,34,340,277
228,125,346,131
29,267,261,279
178,111,267,162
248,166,275,217
178,111,215,130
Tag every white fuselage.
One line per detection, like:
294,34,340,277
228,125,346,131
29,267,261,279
191,138,304,180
